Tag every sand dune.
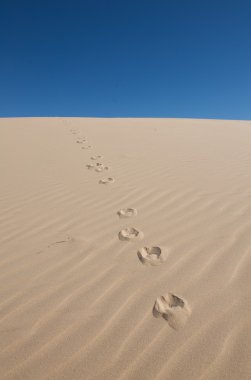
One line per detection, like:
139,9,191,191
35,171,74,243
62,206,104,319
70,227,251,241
0,117,250,379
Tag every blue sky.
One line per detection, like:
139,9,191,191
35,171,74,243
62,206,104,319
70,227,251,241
1,0,250,119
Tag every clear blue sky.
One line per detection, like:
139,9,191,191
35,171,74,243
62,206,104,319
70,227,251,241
1,0,250,119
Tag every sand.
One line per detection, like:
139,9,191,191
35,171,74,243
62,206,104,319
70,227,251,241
0,117,250,380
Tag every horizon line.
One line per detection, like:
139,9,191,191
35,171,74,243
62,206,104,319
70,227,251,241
0,116,250,122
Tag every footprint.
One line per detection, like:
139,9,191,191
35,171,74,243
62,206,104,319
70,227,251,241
86,163,109,172
118,227,144,241
153,293,191,330
99,177,115,184
77,137,87,143
86,164,95,170
96,167,108,172
91,155,103,160
137,246,168,266
82,145,92,149
95,164,109,172
117,208,137,218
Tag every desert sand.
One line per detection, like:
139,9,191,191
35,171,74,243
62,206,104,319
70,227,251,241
0,117,250,380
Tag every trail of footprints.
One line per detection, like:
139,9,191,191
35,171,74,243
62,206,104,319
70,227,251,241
70,126,191,331
70,128,114,184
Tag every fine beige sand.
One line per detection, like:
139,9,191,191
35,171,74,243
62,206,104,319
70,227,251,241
0,117,250,380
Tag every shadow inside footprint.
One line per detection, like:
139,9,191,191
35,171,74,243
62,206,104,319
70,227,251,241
153,293,191,330
95,163,109,172
137,246,168,266
118,227,144,241
86,164,95,170
95,166,109,172
99,178,114,184
117,208,137,218
91,155,103,160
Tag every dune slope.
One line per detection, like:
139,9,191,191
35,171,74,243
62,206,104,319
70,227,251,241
0,117,250,380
